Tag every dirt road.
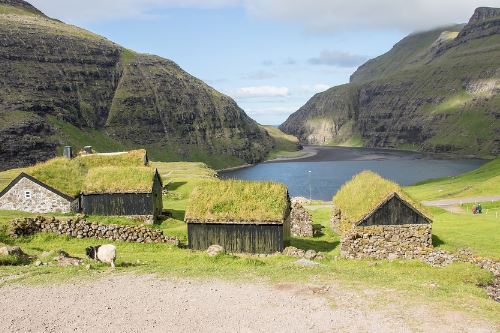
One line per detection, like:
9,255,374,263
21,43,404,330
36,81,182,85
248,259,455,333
0,275,496,333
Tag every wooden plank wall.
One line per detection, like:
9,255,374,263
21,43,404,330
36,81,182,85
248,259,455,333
188,223,285,254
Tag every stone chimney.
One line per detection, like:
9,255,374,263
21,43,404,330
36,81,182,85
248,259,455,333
63,146,73,159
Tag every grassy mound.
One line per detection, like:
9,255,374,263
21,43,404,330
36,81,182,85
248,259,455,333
185,180,289,223
333,171,424,234
82,167,157,194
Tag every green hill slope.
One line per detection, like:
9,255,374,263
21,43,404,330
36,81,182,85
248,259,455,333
0,0,272,171
280,7,500,158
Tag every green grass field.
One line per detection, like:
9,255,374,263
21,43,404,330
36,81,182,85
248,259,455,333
0,160,499,322
406,158,500,201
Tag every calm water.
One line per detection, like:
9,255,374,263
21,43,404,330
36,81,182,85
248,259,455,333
220,147,485,201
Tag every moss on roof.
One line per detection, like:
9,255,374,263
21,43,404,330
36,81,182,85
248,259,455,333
21,150,150,197
333,171,426,234
27,158,86,197
76,149,147,168
82,166,157,194
185,180,289,223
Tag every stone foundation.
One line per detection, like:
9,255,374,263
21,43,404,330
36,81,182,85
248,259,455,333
10,216,179,245
341,224,432,259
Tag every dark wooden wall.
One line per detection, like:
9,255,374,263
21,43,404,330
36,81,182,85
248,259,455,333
81,176,162,217
359,196,429,226
188,223,287,254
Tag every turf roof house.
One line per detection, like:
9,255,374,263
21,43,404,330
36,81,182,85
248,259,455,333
185,180,291,254
331,171,432,260
0,149,162,220
80,167,163,221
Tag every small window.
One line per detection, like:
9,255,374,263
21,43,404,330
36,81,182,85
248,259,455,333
24,190,32,199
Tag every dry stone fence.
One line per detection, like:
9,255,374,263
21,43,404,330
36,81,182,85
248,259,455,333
289,200,313,237
10,216,179,245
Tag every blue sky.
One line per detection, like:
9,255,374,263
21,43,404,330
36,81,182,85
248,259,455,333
31,0,498,124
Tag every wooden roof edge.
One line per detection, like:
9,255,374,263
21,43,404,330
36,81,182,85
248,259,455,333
0,172,76,201
354,192,431,226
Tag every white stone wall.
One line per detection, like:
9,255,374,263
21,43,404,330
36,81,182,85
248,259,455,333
0,177,71,213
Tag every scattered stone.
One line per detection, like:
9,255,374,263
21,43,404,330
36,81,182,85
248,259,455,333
295,259,319,267
85,264,92,270
291,197,311,206
315,252,326,260
0,246,28,257
304,249,317,260
283,246,305,258
420,250,456,267
53,251,83,267
289,201,314,237
207,245,224,257
34,260,43,267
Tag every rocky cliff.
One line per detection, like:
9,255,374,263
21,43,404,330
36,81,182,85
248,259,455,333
280,7,500,157
0,0,273,170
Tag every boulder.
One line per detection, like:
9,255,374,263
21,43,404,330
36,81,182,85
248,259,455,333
53,251,83,267
0,246,28,258
207,245,224,257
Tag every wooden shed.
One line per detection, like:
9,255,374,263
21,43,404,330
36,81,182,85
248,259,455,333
185,180,291,254
80,167,163,221
332,171,432,259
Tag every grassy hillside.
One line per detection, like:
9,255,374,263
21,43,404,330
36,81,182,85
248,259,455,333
406,158,500,201
0,0,273,171
280,7,500,158
261,126,303,160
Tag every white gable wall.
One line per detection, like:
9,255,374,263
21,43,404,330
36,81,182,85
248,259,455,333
0,177,71,213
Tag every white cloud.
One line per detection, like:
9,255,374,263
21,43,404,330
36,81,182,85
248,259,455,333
30,0,240,22
31,0,498,31
231,86,289,98
308,50,367,67
244,0,500,33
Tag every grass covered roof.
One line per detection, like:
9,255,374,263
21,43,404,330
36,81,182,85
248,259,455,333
333,171,426,232
20,150,150,197
185,180,289,224
82,167,158,194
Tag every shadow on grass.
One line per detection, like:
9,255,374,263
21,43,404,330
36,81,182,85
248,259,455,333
289,238,339,253
168,181,188,191
432,234,445,247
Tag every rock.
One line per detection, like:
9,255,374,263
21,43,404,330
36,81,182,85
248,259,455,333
85,264,92,270
315,252,326,260
34,260,43,267
53,251,83,267
295,259,319,267
291,197,311,206
283,246,305,258
304,249,317,260
387,253,398,261
207,245,224,257
0,246,28,258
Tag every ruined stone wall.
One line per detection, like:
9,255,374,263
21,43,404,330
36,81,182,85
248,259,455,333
11,216,179,245
0,178,71,213
340,224,432,259
290,202,313,237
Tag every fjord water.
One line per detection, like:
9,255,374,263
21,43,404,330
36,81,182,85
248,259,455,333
220,147,485,201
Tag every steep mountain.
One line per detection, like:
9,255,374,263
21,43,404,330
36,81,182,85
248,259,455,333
0,0,273,171
280,7,500,157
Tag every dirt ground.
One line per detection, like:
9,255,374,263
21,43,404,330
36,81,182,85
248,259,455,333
0,275,497,333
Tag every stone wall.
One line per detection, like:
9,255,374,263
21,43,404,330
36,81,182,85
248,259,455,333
290,201,313,237
340,224,432,259
0,177,72,213
10,216,179,245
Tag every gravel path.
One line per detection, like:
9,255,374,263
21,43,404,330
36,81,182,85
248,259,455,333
0,275,496,333
422,196,500,207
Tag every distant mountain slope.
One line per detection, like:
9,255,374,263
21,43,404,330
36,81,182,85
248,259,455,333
280,7,500,158
0,0,273,170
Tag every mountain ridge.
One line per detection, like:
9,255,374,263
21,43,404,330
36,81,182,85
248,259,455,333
0,0,273,170
281,7,500,158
